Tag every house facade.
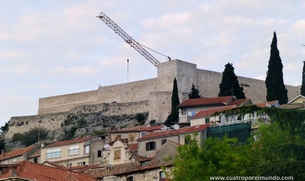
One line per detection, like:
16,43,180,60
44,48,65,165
0,145,39,164
137,124,209,157
177,96,252,125
40,136,97,167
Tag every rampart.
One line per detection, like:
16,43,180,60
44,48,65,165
7,59,300,139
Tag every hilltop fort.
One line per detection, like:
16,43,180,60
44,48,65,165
6,59,299,139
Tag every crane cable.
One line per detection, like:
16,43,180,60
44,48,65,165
137,42,171,61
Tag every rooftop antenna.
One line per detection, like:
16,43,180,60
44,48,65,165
127,59,129,82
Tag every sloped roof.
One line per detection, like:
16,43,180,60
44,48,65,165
44,136,97,148
177,96,235,108
112,125,163,133
255,100,279,108
287,95,305,104
227,98,252,106
0,145,37,160
191,106,236,119
128,143,138,153
138,124,209,141
0,161,96,181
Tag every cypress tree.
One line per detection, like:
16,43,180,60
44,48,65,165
301,61,305,96
164,78,180,127
189,83,201,99
218,62,246,99
265,32,288,104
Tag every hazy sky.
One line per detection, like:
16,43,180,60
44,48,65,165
1,0,305,127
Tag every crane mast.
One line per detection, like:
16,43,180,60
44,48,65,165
97,12,161,67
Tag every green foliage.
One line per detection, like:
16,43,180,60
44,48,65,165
165,78,180,127
136,113,146,125
265,32,288,104
218,62,245,99
172,107,305,180
172,135,251,181
11,127,48,146
62,126,78,141
301,61,305,96
92,129,108,136
0,139,5,152
1,122,9,132
188,84,201,99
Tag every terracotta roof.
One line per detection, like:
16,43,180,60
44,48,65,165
112,125,163,133
0,145,37,160
128,143,138,153
255,100,279,108
227,98,252,106
0,161,97,181
138,124,209,141
191,106,235,119
44,136,97,148
177,96,235,108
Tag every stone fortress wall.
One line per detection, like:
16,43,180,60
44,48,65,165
6,59,300,139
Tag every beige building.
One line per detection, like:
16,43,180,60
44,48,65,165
110,125,164,144
40,136,98,167
137,124,209,157
0,145,39,164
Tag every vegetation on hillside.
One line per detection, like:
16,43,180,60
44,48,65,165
171,107,305,180
265,32,288,104
218,62,245,99
12,127,48,146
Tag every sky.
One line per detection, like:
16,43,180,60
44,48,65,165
1,0,305,127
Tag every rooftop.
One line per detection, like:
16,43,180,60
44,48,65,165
191,106,236,119
138,124,209,141
111,125,164,133
0,145,37,160
44,136,97,148
177,96,235,108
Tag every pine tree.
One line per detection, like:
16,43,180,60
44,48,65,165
301,61,305,96
265,32,288,104
164,78,180,127
218,63,246,99
188,84,201,99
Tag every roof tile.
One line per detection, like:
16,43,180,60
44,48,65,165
177,96,235,108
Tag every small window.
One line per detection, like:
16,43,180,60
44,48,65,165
205,117,210,124
126,176,133,181
97,150,102,157
129,134,134,141
34,157,38,163
146,141,156,151
84,145,90,155
161,139,167,145
78,162,85,166
159,171,165,180
140,132,146,137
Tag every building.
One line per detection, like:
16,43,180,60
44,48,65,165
0,161,96,181
40,136,97,167
0,145,39,164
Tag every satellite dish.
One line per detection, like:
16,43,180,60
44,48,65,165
173,124,180,130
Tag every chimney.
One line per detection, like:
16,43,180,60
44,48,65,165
1,149,5,159
8,166,17,177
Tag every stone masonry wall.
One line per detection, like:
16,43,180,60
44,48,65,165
8,59,300,139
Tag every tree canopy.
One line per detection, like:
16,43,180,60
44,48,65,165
218,62,245,99
265,32,288,104
188,84,201,99
165,78,180,127
301,61,305,96
171,106,305,180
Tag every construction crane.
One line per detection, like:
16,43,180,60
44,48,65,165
97,12,170,67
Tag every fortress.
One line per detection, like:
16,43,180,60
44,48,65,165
6,59,300,139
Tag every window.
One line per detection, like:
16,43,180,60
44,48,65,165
146,141,156,151
159,171,165,181
126,176,133,181
140,132,146,137
84,145,90,155
97,150,102,157
78,161,86,166
129,134,134,141
46,148,61,159
205,117,210,124
69,145,79,156
161,139,167,145
34,157,38,163
114,149,121,160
